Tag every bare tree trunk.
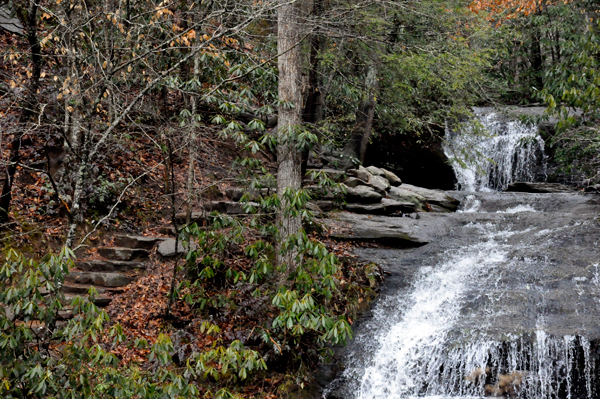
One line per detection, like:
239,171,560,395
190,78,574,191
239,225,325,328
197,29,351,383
0,0,42,225
185,53,200,225
346,64,378,164
276,0,304,275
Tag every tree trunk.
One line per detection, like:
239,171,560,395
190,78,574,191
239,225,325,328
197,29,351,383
276,0,304,274
346,65,378,164
301,0,324,177
0,0,42,225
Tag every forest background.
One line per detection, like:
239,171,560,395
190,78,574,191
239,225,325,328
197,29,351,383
1,0,599,397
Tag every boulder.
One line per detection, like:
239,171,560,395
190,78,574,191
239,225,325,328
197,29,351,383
505,182,577,193
157,238,196,257
395,184,460,211
324,212,438,246
388,186,428,210
345,177,367,188
345,185,383,203
348,166,371,182
366,175,391,195
365,166,385,177
381,168,402,186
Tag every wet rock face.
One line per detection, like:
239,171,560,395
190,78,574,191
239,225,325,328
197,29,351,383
324,191,600,399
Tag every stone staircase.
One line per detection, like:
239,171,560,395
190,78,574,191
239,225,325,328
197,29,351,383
63,235,166,310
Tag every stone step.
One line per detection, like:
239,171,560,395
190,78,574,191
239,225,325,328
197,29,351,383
65,271,135,288
63,293,112,307
74,259,146,272
174,211,209,225
61,282,125,295
97,246,150,261
114,235,166,250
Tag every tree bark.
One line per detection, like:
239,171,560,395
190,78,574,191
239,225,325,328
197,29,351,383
276,0,304,274
0,0,42,225
346,64,378,164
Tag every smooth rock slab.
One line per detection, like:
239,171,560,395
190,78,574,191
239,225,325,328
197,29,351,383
388,186,428,210
505,182,577,193
324,212,448,246
345,185,383,204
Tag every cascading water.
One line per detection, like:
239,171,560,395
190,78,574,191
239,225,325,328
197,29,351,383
325,177,600,396
443,109,547,191
326,204,600,399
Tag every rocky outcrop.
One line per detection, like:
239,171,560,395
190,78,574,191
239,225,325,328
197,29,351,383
504,182,577,193
341,167,459,215
324,212,450,246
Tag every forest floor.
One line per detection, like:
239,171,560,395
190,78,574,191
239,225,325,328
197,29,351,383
1,124,382,397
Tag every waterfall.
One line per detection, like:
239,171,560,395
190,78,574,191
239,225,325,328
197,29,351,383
443,109,546,191
327,217,599,399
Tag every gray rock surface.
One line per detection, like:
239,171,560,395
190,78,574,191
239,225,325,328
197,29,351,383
381,168,402,186
325,190,600,397
348,166,371,182
398,183,460,211
505,182,577,193
388,186,428,209
345,185,383,203
366,175,390,195
75,260,146,272
345,177,367,188
345,199,416,216
324,212,448,245
157,238,196,257
97,247,149,261
365,166,385,177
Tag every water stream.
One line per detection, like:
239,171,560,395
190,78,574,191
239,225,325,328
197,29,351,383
325,110,600,399
443,109,546,191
